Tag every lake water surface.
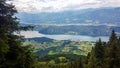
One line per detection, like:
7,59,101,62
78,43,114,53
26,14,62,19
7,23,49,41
19,31,109,41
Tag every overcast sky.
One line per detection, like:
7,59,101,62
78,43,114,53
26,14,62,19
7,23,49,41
10,0,120,13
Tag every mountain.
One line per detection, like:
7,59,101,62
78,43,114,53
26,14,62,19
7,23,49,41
33,25,120,36
17,7,120,25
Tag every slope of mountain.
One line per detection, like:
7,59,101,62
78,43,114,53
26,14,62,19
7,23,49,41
34,25,120,36
17,7,120,25
23,37,94,56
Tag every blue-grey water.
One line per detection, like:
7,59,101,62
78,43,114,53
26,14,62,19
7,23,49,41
19,31,109,41
45,35,109,42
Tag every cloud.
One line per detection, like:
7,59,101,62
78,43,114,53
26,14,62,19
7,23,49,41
9,0,120,13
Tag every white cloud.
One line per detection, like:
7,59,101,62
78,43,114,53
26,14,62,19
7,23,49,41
9,0,120,13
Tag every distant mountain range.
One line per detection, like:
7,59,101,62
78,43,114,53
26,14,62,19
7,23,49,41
17,7,120,25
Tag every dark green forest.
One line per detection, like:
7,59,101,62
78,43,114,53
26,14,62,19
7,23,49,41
0,0,35,68
34,25,120,36
0,0,120,68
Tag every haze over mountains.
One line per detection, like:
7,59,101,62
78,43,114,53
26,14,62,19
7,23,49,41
17,7,120,25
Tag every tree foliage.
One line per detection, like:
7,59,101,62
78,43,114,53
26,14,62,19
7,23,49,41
35,30,120,68
0,0,35,68
87,30,120,68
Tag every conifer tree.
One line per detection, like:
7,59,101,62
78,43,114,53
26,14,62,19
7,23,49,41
94,38,104,68
0,0,35,68
87,47,96,68
104,30,120,68
109,30,117,44
88,39,104,68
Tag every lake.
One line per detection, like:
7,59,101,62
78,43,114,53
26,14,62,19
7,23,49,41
18,31,109,42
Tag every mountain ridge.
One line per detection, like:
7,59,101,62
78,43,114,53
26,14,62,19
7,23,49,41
17,7,120,25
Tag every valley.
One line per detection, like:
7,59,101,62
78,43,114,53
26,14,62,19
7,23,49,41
23,37,95,64
1,0,120,67
23,37,94,56
18,24,120,66
19,24,120,66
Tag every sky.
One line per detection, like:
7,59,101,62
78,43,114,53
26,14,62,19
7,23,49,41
9,0,120,13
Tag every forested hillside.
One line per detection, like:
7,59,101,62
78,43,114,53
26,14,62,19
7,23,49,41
34,25,120,36
35,30,120,68
23,38,94,56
